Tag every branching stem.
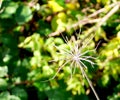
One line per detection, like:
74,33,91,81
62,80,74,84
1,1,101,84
49,2,120,37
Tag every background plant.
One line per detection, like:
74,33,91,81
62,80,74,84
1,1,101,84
0,0,120,100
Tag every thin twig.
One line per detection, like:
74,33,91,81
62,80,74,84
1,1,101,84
49,2,120,37
97,4,120,27
87,2,119,18
79,3,120,46
67,18,101,31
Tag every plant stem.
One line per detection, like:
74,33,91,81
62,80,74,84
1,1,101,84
83,68,100,100
49,2,120,37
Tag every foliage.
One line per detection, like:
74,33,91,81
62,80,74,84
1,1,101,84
0,0,120,100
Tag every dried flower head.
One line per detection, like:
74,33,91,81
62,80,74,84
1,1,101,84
44,31,100,100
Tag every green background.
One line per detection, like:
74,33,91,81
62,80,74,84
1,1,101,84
0,0,120,100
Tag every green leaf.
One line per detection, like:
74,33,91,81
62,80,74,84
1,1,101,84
0,1,18,18
55,0,66,7
37,20,51,36
51,12,66,31
12,87,28,100
45,87,72,100
9,95,20,100
0,66,8,77
0,78,8,91
0,91,20,100
15,5,32,25
0,91,9,100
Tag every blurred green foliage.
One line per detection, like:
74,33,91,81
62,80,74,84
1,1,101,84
0,0,120,100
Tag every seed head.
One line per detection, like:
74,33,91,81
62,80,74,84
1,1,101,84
43,32,100,100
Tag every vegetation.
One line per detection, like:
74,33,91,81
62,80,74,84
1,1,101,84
0,0,120,100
